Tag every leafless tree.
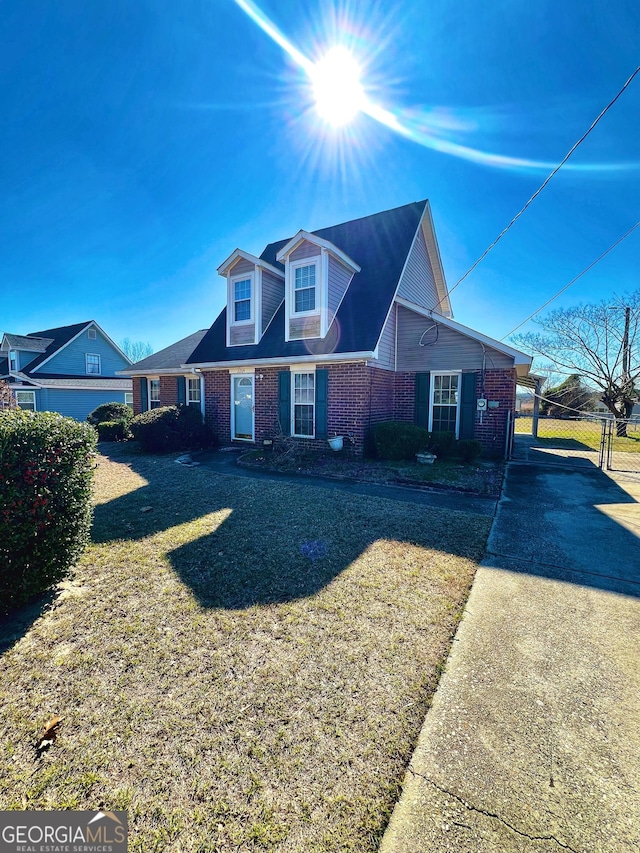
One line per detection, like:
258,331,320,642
0,379,16,410
513,292,640,435
119,339,154,363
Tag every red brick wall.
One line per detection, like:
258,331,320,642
159,376,178,408
200,364,516,457
474,368,516,456
132,377,143,415
203,370,231,445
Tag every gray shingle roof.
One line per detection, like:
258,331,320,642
188,201,426,365
124,330,209,372
2,333,54,352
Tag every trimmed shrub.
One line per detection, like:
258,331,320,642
0,410,97,614
97,419,130,442
130,405,211,453
430,431,457,459
87,402,133,426
457,439,483,464
374,421,430,461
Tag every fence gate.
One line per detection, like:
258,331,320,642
604,418,640,473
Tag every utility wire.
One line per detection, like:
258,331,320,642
432,64,640,312
500,219,640,339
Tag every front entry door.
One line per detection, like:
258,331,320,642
232,374,254,441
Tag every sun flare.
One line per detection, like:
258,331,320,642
311,46,365,126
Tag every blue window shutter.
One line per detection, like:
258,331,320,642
414,373,430,429
177,376,186,406
459,372,476,440
315,369,328,439
140,377,148,412
278,370,290,435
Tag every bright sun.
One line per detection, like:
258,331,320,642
311,46,365,127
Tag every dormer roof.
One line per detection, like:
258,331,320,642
275,230,361,273
217,249,284,278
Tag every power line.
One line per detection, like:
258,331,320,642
432,64,640,311
500,219,640,339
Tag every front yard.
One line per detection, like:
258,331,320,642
0,446,491,852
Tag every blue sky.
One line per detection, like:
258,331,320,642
1,0,638,352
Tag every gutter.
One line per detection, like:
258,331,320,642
184,351,376,370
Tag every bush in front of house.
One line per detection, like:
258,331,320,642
373,421,431,461
87,402,133,426
429,431,457,459
0,409,97,614
457,439,483,464
97,419,131,442
130,405,211,453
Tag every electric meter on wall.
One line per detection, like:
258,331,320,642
476,398,487,411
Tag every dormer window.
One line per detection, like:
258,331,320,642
293,261,317,313
233,276,253,323
9,350,17,371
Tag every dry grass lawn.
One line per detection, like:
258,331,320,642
0,445,491,852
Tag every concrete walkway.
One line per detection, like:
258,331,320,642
381,462,640,853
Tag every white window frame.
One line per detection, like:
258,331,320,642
230,272,254,326
187,376,201,405
124,392,133,407
291,368,316,439
86,353,101,375
290,258,320,317
148,378,161,410
428,371,461,438
15,390,36,411
88,328,97,340
9,350,17,371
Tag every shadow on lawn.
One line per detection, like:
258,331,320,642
90,446,489,610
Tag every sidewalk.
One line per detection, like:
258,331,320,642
381,461,640,852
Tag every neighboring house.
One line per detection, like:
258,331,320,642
122,330,209,415
127,201,533,455
0,321,133,421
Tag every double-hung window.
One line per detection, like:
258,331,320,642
292,371,315,437
293,263,317,313
149,379,161,409
9,350,17,371
430,372,460,435
233,277,252,322
86,353,101,375
187,377,201,407
15,390,36,411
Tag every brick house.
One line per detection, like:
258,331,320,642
126,201,532,456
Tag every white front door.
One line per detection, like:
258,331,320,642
232,374,254,441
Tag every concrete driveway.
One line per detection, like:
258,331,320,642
381,462,640,852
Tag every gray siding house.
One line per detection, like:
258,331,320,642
0,321,132,421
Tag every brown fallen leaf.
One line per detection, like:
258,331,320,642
37,715,63,751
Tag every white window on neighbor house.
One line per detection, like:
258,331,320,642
15,390,36,411
232,276,252,323
149,379,161,409
9,350,17,371
124,392,133,407
292,371,315,437
429,372,460,436
86,353,101,375
187,377,201,407
293,262,317,313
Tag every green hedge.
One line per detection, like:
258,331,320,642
130,405,211,453
457,439,483,463
87,402,133,426
373,421,431,461
97,419,130,442
0,410,97,614
430,431,457,459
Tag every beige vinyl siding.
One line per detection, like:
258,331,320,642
327,255,353,320
261,270,284,335
229,324,256,346
396,306,513,371
229,258,255,276
290,240,320,262
289,316,322,339
372,304,396,370
396,227,438,310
